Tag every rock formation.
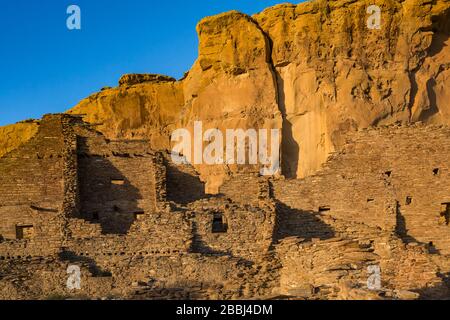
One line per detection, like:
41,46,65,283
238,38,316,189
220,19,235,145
64,0,449,184
2,0,447,187
0,121,38,159
255,0,450,178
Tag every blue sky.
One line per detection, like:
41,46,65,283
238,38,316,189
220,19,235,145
0,0,303,126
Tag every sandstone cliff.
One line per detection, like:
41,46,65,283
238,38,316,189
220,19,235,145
0,122,39,158
2,0,450,187
254,0,450,177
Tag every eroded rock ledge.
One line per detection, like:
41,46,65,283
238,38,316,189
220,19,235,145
118,74,177,87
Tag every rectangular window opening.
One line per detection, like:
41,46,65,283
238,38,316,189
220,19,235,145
16,225,34,240
212,213,227,233
134,211,145,220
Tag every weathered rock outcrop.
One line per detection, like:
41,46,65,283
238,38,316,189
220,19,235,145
254,0,450,178
0,121,39,158
68,79,185,150
180,11,283,191
118,74,177,87
3,0,450,185
69,10,284,192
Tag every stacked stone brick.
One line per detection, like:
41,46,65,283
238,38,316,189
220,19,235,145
0,115,449,300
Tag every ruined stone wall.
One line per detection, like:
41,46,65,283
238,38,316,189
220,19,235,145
0,115,65,208
275,237,378,299
74,126,157,235
67,219,102,240
77,155,156,234
189,186,276,261
3,114,450,300
0,252,276,300
0,256,115,300
275,235,444,299
219,174,266,206
127,210,193,252
272,124,450,255
0,205,62,257
65,227,191,261
0,115,68,255
165,155,206,205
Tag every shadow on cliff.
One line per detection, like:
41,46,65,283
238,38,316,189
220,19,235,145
272,201,335,244
417,6,449,122
272,54,300,179
430,4,450,54
77,137,144,235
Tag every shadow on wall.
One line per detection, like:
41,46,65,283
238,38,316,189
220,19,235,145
59,250,112,277
414,271,450,299
188,220,255,265
165,162,209,205
396,204,440,254
272,201,335,244
189,221,231,256
77,137,144,235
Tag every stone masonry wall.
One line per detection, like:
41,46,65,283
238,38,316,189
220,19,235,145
2,115,450,300
0,115,65,208
74,125,157,235
272,124,450,255
189,197,276,261
0,115,68,256
275,235,444,299
165,155,207,205
219,174,265,206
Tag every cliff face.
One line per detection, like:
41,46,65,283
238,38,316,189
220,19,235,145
3,0,449,185
254,0,450,178
70,11,284,192
68,76,185,150
0,122,39,158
